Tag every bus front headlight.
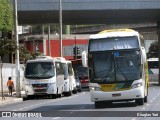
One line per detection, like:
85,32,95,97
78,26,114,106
76,83,80,86
48,83,56,86
132,83,143,89
89,86,102,91
25,84,32,87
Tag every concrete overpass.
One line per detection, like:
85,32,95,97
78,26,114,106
11,0,160,25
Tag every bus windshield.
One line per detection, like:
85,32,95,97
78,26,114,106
90,50,141,83
73,66,88,78
72,59,88,78
25,62,55,79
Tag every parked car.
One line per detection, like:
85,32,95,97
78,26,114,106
75,76,82,92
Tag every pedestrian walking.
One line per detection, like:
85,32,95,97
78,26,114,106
7,77,14,96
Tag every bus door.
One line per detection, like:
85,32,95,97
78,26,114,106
68,63,76,91
55,62,64,94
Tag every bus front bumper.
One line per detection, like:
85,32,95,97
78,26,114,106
90,86,144,102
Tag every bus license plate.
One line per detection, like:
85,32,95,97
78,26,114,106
112,93,121,97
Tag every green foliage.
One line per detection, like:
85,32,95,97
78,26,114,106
30,51,42,59
0,38,17,58
147,41,158,58
0,0,13,31
19,46,32,63
19,46,43,63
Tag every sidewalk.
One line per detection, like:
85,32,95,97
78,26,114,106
0,92,23,106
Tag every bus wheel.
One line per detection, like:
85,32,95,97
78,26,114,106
63,92,67,96
144,96,148,103
72,88,77,94
52,94,57,99
78,88,82,92
58,90,63,98
57,93,62,98
68,90,72,96
23,97,28,101
136,98,144,105
95,101,101,108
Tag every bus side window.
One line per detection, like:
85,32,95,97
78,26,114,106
59,63,64,75
56,62,61,76
148,61,159,69
68,63,73,76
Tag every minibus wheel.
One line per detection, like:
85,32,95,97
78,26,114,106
136,98,144,105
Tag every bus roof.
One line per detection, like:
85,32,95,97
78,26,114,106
147,58,159,62
53,57,65,61
26,56,58,63
36,56,53,60
89,29,139,40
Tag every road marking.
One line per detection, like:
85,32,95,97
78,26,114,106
80,107,85,109
53,117,61,120
150,100,153,103
142,108,146,110
153,98,155,100
18,105,37,111
70,111,74,114
147,104,150,106
12,110,17,111
131,118,136,120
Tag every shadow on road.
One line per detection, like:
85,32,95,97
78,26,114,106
28,101,137,112
27,102,138,117
29,104,93,111
95,101,137,109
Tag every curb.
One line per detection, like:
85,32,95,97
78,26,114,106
0,97,23,106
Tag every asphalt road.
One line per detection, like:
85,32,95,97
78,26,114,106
0,83,160,120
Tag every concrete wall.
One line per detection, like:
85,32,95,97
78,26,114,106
0,63,24,93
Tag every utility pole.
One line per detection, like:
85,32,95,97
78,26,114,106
59,0,62,57
48,25,51,56
14,0,21,97
42,25,46,55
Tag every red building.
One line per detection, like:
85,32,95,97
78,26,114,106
23,34,90,60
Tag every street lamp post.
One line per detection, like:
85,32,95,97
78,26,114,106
14,0,21,97
59,0,62,57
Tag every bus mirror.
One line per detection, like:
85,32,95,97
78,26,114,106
141,47,147,62
82,51,88,67
22,66,25,71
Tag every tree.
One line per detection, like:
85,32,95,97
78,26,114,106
0,0,14,99
0,0,13,31
19,46,32,64
147,42,158,58
30,51,43,59
19,46,43,64
0,38,17,99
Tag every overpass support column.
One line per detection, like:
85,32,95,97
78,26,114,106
62,25,70,34
157,22,160,85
